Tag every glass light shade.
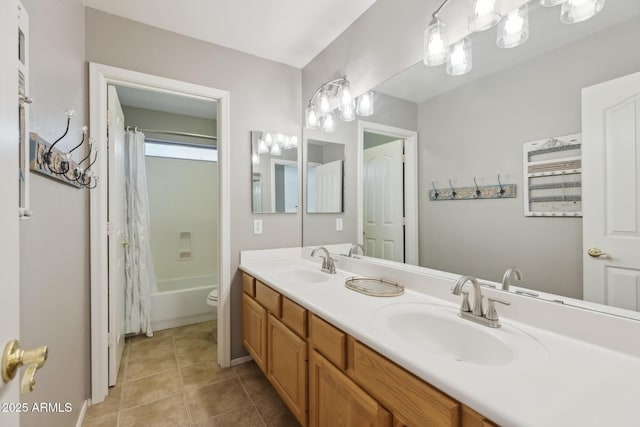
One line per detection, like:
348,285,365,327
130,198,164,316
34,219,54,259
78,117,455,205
341,106,355,122
321,114,336,133
270,142,282,156
305,107,319,129
540,0,568,6
276,133,285,144
289,136,298,148
252,153,260,165
469,0,502,32
423,19,449,66
497,5,529,49
560,0,605,24
337,82,354,110
356,91,374,116
257,138,269,154
446,38,472,76
316,88,333,114
264,132,273,145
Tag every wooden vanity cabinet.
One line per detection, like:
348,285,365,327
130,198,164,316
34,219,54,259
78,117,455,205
309,349,391,427
241,293,268,372
267,314,308,425
241,272,498,427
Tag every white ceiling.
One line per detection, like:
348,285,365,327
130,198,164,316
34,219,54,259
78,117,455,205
83,0,377,68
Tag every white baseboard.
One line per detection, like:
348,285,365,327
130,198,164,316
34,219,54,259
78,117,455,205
231,355,253,366
75,399,89,427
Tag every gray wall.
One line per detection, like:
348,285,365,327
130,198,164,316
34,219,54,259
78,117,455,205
418,15,640,298
20,1,90,426
86,8,302,359
303,93,417,246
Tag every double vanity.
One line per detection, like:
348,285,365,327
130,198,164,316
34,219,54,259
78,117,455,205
240,247,640,427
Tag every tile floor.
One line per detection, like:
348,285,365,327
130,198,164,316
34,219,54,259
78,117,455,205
83,321,299,427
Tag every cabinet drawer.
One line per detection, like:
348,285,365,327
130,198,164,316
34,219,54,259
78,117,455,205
255,280,282,317
349,338,460,427
282,297,308,338
309,314,347,370
461,405,497,427
242,273,255,296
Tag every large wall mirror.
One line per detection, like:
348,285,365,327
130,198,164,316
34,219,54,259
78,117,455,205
306,139,345,213
251,130,299,213
302,1,640,319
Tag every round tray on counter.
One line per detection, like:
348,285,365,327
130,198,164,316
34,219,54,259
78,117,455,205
344,276,404,297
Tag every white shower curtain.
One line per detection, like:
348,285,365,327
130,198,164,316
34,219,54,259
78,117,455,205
124,130,155,337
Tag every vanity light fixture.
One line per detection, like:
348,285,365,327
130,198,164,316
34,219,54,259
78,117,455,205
304,77,373,132
560,0,605,24
497,4,529,49
424,0,605,78
469,0,502,32
255,131,298,158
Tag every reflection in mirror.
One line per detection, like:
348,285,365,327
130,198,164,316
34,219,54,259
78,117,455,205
306,139,344,213
302,1,640,318
251,130,299,213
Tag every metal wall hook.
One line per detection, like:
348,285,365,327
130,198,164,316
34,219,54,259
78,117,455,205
497,173,506,196
431,180,439,199
473,177,481,198
449,179,457,199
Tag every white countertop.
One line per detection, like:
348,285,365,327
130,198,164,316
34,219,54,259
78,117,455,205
239,250,640,427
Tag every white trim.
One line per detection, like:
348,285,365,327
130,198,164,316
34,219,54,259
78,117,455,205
357,121,419,265
231,355,254,366
89,63,231,404
74,400,88,427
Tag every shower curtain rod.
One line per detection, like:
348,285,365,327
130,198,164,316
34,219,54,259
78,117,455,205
126,127,217,141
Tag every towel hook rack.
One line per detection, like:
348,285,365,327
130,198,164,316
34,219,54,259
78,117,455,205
473,177,481,198
431,180,440,199
449,179,457,199
497,173,506,197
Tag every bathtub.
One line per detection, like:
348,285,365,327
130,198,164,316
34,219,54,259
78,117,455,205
150,274,217,331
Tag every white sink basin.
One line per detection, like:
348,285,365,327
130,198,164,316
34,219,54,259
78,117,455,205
375,303,547,366
275,269,330,284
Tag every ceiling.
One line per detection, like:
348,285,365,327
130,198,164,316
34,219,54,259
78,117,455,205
83,0,377,68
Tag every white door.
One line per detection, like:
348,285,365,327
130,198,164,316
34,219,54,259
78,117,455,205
363,140,404,262
315,159,343,212
0,0,21,424
107,85,126,385
582,71,640,311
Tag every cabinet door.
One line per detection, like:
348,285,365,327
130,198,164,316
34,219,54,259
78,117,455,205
309,350,391,427
267,315,308,426
461,405,497,427
242,293,268,372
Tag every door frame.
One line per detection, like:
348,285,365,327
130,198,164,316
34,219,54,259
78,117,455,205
270,158,298,212
89,63,231,403
357,121,419,265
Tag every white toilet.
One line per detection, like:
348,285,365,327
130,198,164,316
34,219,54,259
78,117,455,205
207,284,218,316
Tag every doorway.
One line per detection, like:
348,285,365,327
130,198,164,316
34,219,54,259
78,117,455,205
357,121,419,265
89,63,231,404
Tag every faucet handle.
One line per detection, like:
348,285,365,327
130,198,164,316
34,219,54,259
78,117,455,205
460,291,471,312
485,297,511,322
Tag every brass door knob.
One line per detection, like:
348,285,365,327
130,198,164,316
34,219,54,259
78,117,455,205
587,247,608,258
2,340,48,393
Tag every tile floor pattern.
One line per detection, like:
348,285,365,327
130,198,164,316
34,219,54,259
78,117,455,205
83,321,300,427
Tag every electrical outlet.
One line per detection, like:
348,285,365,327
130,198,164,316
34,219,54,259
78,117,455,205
253,219,263,235
336,218,343,231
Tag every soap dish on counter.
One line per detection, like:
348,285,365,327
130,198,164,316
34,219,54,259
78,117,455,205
344,276,404,297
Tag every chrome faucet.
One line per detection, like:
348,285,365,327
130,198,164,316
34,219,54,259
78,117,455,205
310,247,336,274
452,275,510,328
348,243,365,257
502,267,523,291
